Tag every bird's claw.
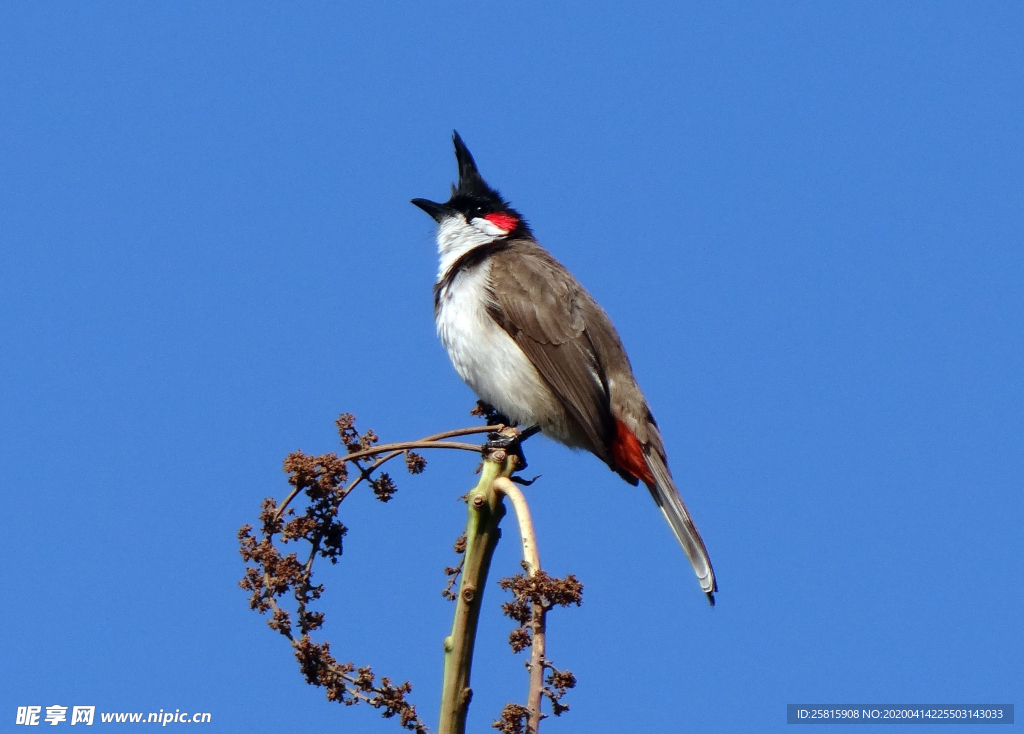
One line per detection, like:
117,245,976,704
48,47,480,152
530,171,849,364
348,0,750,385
482,424,541,471
483,433,517,451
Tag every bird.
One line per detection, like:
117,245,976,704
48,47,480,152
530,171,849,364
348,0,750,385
412,132,717,604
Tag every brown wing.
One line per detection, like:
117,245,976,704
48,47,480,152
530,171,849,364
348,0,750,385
485,241,615,459
487,242,715,598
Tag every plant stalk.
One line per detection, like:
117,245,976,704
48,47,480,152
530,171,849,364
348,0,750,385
438,449,515,734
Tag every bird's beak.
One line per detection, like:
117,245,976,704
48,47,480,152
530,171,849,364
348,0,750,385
411,198,455,223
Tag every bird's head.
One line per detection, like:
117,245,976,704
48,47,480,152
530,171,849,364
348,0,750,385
412,131,529,242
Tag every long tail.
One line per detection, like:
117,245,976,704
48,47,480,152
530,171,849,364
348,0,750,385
644,449,718,605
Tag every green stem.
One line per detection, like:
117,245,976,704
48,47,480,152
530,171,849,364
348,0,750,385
438,451,514,734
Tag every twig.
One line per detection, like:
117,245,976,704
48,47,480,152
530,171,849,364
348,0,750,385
273,429,493,521
343,439,487,463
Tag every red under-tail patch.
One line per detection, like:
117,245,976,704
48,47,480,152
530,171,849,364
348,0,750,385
484,212,519,231
612,420,654,486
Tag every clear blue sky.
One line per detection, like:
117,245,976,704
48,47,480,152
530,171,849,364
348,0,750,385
1,3,1021,732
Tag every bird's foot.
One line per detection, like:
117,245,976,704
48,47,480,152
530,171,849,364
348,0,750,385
482,424,541,471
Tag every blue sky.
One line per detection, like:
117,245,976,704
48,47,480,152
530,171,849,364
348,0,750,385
1,3,1021,732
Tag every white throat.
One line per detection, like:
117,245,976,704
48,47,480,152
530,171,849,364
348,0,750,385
436,215,508,280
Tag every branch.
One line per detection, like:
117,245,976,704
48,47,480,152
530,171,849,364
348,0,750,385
493,477,544,733
493,478,540,575
492,479,582,734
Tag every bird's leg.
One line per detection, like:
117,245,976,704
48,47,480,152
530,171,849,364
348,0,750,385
517,424,542,442
508,425,541,475
472,402,540,469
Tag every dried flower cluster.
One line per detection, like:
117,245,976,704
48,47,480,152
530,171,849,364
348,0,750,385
294,637,426,731
541,667,578,718
238,409,581,734
442,532,467,601
491,658,578,733
493,567,583,730
493,704,531,734
498,568,583,652
239,413,430,733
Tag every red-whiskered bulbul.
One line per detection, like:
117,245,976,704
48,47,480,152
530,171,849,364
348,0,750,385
412,132,717,604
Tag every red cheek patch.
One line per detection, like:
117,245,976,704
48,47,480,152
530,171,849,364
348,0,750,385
484,212,519,231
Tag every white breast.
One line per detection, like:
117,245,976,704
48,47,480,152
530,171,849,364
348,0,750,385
435,250,556,428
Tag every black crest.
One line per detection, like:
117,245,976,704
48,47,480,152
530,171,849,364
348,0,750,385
451,131,500,201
